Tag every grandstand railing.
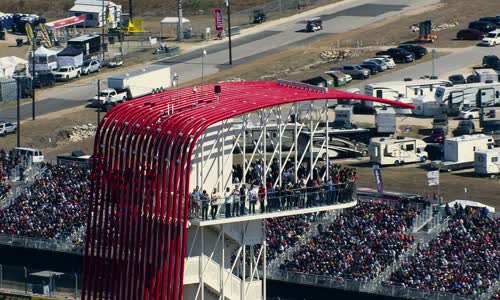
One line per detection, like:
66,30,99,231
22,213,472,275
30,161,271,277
268,269,494,300
0,233,84,255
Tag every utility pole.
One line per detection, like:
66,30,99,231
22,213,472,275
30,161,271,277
31,40,35,120
97,79,101,123
101,0,106,62
16,80,21,147
226,0,232,64
177,0,183,41
128,0,133,19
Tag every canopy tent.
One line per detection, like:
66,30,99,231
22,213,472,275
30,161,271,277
56,46,84,67
45,15,86,30
159,17,191,40
30,46,62,72
444,200,495,213
0,56,28,78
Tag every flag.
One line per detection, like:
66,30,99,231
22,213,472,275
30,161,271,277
427,170,439,186
372,164,383,193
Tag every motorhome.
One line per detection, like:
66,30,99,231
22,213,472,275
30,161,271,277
375,106,396,134
431,134,494,171
481,107,500,146
369,136,428,166
434,81,500,115
364,79,450,114
474,148,500,177
333,105,354,129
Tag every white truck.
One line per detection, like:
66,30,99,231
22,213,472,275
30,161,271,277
474,148,500,178
434,81,500,115
431,134,495,172
91,89,128,107
53,66,81,81
97,65,172,106
364,79,451,114
369,136,427,166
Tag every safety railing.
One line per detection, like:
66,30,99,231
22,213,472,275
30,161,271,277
0,233,84,255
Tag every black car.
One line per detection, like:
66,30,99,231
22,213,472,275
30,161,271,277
456,29,486,40
375,48,415,63
34,72,56,88
453,120,475,136
448,74,467,85
468,21,497,34
482,55,500,70
397,44,428,59
359,63,379,75
478,17,500,26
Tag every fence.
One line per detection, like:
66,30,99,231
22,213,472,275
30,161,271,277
0,234,84,255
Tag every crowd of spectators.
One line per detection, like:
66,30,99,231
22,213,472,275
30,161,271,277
0,148,23,198
0,162,91,242
279,200,417,281
388,205,499,296
190,161,358,220
266,216,312,261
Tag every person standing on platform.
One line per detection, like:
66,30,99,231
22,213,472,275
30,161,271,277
232,186,240,217
201,190,209,221
225,187,232,218
211,188,219,220
258,184,266,213
240,185,247,215
249,184,256,214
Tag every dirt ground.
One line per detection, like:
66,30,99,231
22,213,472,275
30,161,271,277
342,159,500,210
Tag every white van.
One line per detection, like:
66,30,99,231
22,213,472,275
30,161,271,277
481,30,500,47
13,147,44,163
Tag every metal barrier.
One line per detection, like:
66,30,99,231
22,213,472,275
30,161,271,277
0,233,84,255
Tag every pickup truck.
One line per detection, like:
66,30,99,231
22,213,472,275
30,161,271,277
91,88,128,107
53,66,81,81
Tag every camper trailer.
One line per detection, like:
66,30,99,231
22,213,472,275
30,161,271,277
369,136,428,166
431,134,495,171
364,79,450,114
474,148,500,177
434,81,500,115
375,106,396,134
333,105,354,129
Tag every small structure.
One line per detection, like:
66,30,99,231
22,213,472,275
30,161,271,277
57,46,84,67
29,46,62,72
0,78,17,102
413,95,441,116
69,0,121,28
160,17,190,40
0,56,28,78
301,75,333,88
67,35,101,57
375,106,396,134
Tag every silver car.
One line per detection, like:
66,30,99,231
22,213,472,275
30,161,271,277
82,60,102,75
363,59,388,71
331,64,370,79
0,121,17,136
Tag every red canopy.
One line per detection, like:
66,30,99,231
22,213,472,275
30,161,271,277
45,15,86,29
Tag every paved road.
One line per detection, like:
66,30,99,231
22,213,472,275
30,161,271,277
0,0,440,121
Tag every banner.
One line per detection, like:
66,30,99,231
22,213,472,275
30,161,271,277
39,23,52,48
372,164,383,193
427,170,440,186
213,8,224,31
25,23,34,41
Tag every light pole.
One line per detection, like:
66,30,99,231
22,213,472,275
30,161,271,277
173,73,179,103
201,49,207,94
225,0,232,65
431,49,437,78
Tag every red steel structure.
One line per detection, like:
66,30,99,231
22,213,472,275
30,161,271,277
82,80,414,300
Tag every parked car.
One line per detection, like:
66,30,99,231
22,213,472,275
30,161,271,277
397,44,428,59
359,62,379,75
478,17,500,26
459,108,480,119
453,120,476,136
33,72,55,88
331,64,370,79
0,121,17,136
53,66,81,81
432,115,448,134
456,29,486,40
305,17,323,32
363,59,388,71
448,74,467,85
108,55,123,68
429,128,446,143
372,56,396,68
252,9,266,23
375,48,414,63
81,60,101,75
468,21,497,34
481,29,500,46
344,74,353,83
482,55,499,69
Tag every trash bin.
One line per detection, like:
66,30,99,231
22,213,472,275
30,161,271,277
16,38,23,47
183,30,192,39
109,36,115,44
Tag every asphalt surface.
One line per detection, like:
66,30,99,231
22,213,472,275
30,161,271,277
0,0,441,121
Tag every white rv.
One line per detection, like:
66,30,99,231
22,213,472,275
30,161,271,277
434,81,500,115
364,79,450,114
431,134,495,171
474,148,500,177
375,106,396,134
369,136,427,166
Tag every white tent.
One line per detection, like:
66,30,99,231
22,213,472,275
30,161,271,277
29,46,62,72
0,56,28,78
444,200,495,213
56,46,84,67
160,17,190,39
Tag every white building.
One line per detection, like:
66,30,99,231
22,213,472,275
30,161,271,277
69,0,121,28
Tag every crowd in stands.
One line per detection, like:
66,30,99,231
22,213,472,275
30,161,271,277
279,200,417,281
0,148,23,198
190,161,358,220
0,162,91,242
266,216,312,261
388,204,499,296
